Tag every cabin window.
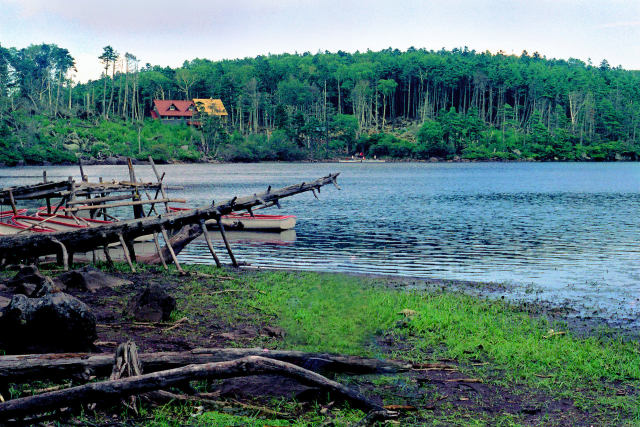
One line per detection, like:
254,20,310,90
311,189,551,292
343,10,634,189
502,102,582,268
169,105,176,111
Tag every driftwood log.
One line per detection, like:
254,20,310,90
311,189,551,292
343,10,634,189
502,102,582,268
0,347,409,383
0,356,393,420
0,173,339,263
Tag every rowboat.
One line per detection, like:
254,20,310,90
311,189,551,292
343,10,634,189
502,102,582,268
0,221,51,235
169,207,296,231
218,213,297,231
0,209,27,218
35,212,112,227
12,215,88,232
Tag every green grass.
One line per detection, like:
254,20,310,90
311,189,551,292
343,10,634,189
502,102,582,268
237,270,639,386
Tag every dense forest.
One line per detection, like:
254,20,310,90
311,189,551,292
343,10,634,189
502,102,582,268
1,42,640,164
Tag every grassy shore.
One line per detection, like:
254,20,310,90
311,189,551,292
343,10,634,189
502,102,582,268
6,264,640,425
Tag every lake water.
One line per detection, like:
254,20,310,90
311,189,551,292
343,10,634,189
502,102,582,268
1,162,639,327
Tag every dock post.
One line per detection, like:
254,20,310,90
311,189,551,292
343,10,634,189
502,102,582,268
153,231,168,270
216,217,238,267
118,233,136,273
199,219,222,268
160,226,184,274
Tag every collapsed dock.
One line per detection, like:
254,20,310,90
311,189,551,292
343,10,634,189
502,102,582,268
0,157,340,273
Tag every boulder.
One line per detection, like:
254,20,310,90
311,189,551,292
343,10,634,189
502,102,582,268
127,284,176,322
0,293,97,353
103,156,120,165
7,265,61,296
56,265,131,293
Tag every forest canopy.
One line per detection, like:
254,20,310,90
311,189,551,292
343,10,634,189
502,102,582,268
1,43,639,164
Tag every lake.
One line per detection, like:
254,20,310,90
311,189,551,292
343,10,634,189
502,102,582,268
1,162,639,327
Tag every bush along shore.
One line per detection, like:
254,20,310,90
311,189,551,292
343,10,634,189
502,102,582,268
0,263,638,426
1,114,639,166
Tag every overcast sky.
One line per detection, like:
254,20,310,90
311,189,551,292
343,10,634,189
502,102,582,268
1,0,639,82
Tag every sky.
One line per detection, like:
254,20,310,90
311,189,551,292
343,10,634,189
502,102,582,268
1,0,639,82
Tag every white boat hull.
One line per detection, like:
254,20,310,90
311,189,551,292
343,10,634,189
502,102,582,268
206,215,296,231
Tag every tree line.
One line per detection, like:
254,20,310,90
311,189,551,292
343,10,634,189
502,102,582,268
1,42,639,164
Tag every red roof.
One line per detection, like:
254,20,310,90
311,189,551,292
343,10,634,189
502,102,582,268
153,100,195,117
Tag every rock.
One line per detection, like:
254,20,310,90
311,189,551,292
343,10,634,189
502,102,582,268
262,326,285,338
7,265,60,296
57,266,131,293
0,296,10,310
0,292,97,353
127,284,176,322
104,156,120,165
32,280,62,297
428,157,439,162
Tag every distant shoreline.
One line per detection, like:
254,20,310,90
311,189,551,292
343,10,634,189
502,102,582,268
1,156,637,168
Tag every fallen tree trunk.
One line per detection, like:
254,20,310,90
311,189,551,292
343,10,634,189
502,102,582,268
0,173,339,262
0,347,409,383
0,356,392,420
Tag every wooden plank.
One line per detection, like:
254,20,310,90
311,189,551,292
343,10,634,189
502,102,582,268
67,194,137,205
63,198,186,213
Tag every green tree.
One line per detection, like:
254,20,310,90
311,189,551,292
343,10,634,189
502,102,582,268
377,78,398,129
98,46,117,118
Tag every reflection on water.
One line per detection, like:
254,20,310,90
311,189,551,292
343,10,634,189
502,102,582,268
0,162,639,325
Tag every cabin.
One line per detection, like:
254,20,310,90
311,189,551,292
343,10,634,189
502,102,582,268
151,98,227,126
193,98,228,117
150,100,195,125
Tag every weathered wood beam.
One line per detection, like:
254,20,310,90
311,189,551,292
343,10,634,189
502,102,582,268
199,219,221,268
160,225,183,274
0,181,70,202
67,194,138,205
216,218,238,267
63,198,186,213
